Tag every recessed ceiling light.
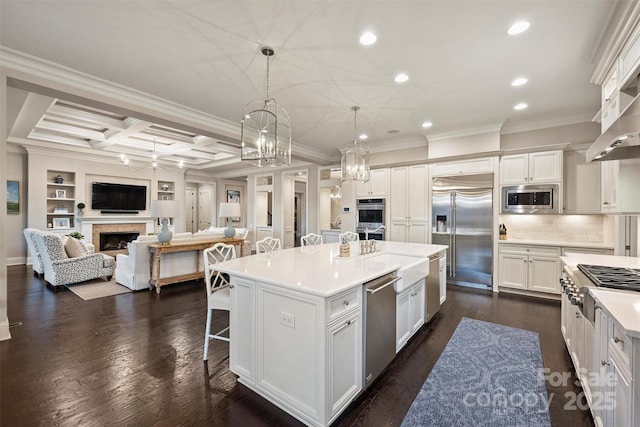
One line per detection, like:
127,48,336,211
359,133,368,140
511,77,528,86
514,102,528,110
422,121,433,128
394,73,409,83
359,32,377,46
507,20,530,35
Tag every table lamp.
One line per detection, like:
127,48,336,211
150,199,178,244
219,202,241,238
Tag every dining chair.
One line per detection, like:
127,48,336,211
256,237,281,254
301,233,323,247
203,242,236,361
338,231,359,244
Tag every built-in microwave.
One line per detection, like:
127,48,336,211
501,184,559,214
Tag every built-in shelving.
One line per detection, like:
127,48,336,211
157,180,175,201
46,170,76,231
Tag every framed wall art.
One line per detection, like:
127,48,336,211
56,189,66,199
52,217,70,229
226,189,241,222
6,180,19,214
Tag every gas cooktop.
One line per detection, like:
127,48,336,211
577,264,640,291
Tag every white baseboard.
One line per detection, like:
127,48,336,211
7,257,26,266
0,319,11,341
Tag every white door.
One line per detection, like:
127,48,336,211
498,253,528,290
283,176,295,248
185,187,196,232
528,256,561,294
528,150,562,183
198,187,213,230
407,165,428,222
390,167,408,221
500,154,528,184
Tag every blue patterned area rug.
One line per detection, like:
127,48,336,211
401,317,551,427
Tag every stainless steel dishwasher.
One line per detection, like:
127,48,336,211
425,253,443,322
363,272,400,389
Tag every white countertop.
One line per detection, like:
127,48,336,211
215,241,447,297
591,289,640,339
499,239,613,249
560,253,640,338
561,253,640,269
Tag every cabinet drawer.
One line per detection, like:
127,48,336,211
328,288,360,321
499,244,560,257
609,320,632,367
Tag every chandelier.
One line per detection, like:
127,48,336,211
341,106,370,182
240,47,291,167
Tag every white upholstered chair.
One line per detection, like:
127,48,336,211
301,233,323,247
203,242,236,361
256,237,281,254
338,231,359,244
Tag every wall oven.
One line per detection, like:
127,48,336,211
501,184,558,214
356,198,385,240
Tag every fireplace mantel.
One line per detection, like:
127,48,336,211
77,216,155,245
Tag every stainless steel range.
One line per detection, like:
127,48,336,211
577,264,640,291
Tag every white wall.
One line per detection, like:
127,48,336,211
6,148,27,265
500,214,607,243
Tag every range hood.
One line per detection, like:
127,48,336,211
587,93,640,162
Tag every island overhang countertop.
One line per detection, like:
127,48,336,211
214,241,448,297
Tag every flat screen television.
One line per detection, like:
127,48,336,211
91,182,147,213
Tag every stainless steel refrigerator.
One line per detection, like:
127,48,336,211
431,174,493,289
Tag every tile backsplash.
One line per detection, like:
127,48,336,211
499,215,605,243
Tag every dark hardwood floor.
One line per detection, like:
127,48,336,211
1,265,594,426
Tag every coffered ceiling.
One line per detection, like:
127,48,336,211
0,0,625,175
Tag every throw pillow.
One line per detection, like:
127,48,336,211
64,237,87,258
77,239,92,256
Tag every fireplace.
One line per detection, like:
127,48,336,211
99,232,140,252
90,223,148,255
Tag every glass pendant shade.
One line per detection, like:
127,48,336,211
240,47,291,167
341,106,370,183
241,99,291,167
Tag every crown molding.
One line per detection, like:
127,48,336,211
591,0,640,84
0,47,243,141
368,134,428,154
500,109,596,135
426,124,502,142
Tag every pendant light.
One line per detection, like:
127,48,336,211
241,47,291,167
341,106,370,182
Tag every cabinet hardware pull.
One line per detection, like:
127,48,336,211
613,336,623,343
576,313,581,319
346,320,352,325
344,300,349,306
601,360,610,366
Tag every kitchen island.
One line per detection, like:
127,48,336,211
560,254,640,427
214,241,447,427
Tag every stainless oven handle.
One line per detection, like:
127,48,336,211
366,277,401,294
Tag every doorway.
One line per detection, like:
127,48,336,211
282,171,308,248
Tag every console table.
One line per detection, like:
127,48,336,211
148,238,245,293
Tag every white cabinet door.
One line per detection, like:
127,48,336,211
369,168,389,197
396,289,411,352
409,282,425,334
500,154,529,185
407,222,428,244
601,160,619,212
407,165,428,222
389,221,408,242
500,151,562,185
528,256,561,294
563,150,601,214
439,255,446,304
528,150,563,183
611,357,632,427
498,253,528,290
357,168,389,197
327,312,362,418
230,277,255,383
390,167,408,221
